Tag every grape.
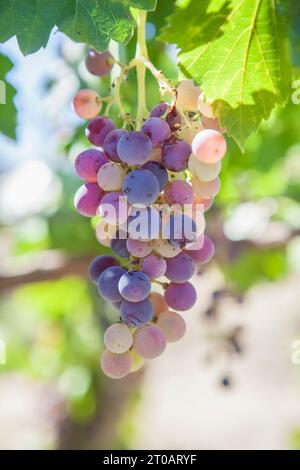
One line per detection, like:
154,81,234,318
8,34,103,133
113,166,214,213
95,220,117,247
179,122,204,145
150,292,168,316
164,214,197,249
89,255,119,284
166,106,182,129
97,162,126,191
103,129,126,163
85,49,113,76
75,149,108,183
99,191,128,225
188,153,221,182
164,282,197,311
141,117,171,146
162,140,191,172
128,205,161,241
130,350,144,372
123,169,160,205
192,196,214,213
111,236,130,259
176,80,200,112
74,183,104,217
118,270,151,302
86,117,116,147
133,324,166,359
98,266,127,302
192,129,226,163
120,298,153,327
142,254,167,278
150,102,169,118
104,323,133,354
201,115,225,133
126,238,152,258
165,252,195,283
73,89,101,119
156,311,186,342
197,92,213,118
188,235,215,264
153,239,181,258
101,350,132,379
117,131,152,165
164,180,194,205
142,161,168,191
192,176,221,199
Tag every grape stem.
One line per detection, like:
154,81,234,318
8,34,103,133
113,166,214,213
135,10,148,129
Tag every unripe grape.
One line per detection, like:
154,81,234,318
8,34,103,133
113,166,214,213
164,282,197,311
85,49,114,76
150,292,168,316
192,129,226,163
188,153,221,182
97,162,126,191
197,91,214,118
104,323,133,354
156,311,186,342
192,176,220,199
176,80,200,112
74,183,104,217
101,350,132,379
73,89,101,119
133,324,166,359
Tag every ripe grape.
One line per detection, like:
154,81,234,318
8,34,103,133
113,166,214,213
150,292,168,316
73,89,101,119
164,180,194,205
103,129,126,163
150,102,169,118
118,270,151,302
128,205,161,240
142,254,167,278
120,298,153,327
75,149,108,183
141,117,171,146
162,140,191,172
98,266,127,302
117,131,152,165
164,281,197,311
89,255,119,284
85,49,114,76
130,350,144,372
101,350,132,379
192,129,226,163
197,92,213,118
74,183,104,217
97,162,126,191
156,311,186,342
86,117,116,147
165,252,195,283
133,324,166,359
99,191,128,225
104,323,133,354
188,153,221,182
142,161,168,191
123,169,160,205
111,236,130,259
176,80,200,112
126,238,152,258
188,234,215,264
192,176,221,199
153,239,181,258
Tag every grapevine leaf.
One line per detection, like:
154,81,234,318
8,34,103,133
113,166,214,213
160,0,291,148
121,0,157,10
0,53,17,139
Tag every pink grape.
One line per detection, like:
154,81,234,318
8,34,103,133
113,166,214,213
150,292,168,317
142,117,171,146
120,298,153,327
97,162,126,191
150,102,169,118
162,140,191,172
74,183,104,217
192,176,221,199
85,49,114,76
126,238,152,258
117,131,152,165
164,282,197,311
75,149,108,183
133,324,166,359
86,117,116,147
73,89,101,119
176,80,200,112
142,254,167,278
188,153,221,182
101,350,132,379
104,323,133,354
192,196,214,213
165,252,195,283
103,129,126,163
164,180,194,205
188,235,215,264
118,270,151,302
192,129,226,163
156,311,186,342
89,255,119,284
99,191,128,225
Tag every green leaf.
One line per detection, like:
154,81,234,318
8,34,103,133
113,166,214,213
0,53,17,139
160,0,291,148
121,0,157,10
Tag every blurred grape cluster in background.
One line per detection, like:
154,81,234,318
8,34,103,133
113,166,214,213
1,1,300,450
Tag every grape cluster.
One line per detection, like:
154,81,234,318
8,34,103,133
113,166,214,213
72,50,227,379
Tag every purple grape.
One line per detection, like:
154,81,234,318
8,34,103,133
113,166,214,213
103,129,126,163
164,282,197,311
164,180,194,205
141,254,167,278
142,161,168,191
187,235,215,264
120,298,153,327
118,270,151,302
111,236,130,259
74,183,104,217
85,49,114,76
162,140,191,171
133,324,166,359
117,131,152,166
141,117,171,146
75,149,108,183
150,102,169,118
88,255,119,284
98,266,126,302
86,117,116,147
165,252,195,283
122,169,160,205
